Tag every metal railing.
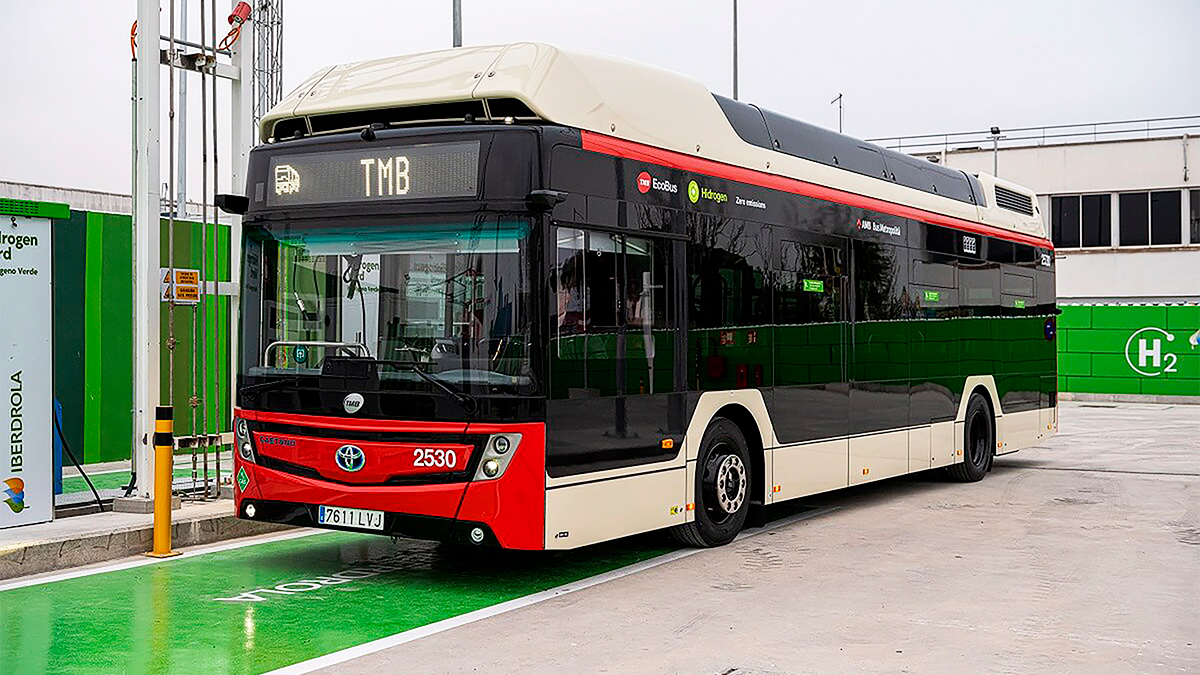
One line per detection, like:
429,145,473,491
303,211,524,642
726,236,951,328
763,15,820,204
867,115,1200,155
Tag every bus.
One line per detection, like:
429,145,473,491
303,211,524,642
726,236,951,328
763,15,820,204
224,43,1057,550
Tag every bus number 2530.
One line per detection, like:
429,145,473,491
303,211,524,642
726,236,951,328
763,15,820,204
413,448,458,468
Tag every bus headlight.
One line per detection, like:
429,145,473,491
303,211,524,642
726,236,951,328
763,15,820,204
481,458,500,477
492,436,510,454
235,418,249,440
239,441,254,461
473,433,521,481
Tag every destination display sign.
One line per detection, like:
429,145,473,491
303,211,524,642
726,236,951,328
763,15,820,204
266,140,480,207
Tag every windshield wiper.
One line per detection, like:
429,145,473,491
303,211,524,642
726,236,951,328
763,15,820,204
375,360,480,416
238,376,301,397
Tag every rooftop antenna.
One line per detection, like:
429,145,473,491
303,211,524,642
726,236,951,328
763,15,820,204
831,93,843,133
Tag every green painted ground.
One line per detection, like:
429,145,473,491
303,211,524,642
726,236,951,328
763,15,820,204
0,530,671,675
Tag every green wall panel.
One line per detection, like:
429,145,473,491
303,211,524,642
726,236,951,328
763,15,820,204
1166,305,1200,330
1057,352,1091,377
82,213,135,463
1058,304,1200,398
51,210,88,464
1057,304,1091,328
1064,329,1130,354
1140,377,1200,396
1089,305,1167,330
1064,376,1139,395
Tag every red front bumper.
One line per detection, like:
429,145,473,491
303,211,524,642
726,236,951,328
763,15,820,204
233,409,545,550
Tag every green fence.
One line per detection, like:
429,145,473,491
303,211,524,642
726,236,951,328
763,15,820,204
1058,304,1200,398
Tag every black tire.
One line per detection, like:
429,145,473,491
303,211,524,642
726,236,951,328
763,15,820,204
946,392,994,482
671,418,752,547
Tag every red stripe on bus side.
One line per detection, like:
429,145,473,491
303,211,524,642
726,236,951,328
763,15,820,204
579,130,1053,251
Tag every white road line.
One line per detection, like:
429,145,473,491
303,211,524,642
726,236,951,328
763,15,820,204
0,529,328,593
260,506,839,675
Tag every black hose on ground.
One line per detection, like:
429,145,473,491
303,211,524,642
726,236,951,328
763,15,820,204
53,410,106,513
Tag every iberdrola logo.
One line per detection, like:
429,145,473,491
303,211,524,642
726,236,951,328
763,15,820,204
3,477,25,513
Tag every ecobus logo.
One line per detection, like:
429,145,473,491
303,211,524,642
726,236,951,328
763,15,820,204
1125,327,1180,377
636,171,677,195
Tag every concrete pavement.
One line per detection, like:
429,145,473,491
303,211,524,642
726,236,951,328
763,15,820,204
318,402,1199,675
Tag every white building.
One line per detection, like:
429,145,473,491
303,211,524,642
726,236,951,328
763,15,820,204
871,117,1200,304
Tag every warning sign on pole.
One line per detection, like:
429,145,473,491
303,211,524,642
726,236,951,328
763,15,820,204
1,215,54,529
160,267,202,305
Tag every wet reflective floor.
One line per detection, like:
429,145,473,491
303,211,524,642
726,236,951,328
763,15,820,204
0,530,671,675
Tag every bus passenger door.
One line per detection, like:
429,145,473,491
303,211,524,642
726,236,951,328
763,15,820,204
545,226,686,479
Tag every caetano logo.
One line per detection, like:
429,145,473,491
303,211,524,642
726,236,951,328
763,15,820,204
3,477,25,513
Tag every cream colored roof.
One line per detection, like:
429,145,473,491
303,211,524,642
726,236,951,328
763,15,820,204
262,43,1046,242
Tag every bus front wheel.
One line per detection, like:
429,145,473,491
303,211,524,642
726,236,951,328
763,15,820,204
672,418,752,547
947,392,994,482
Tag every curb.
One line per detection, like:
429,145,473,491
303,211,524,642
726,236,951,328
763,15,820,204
1059,392,1199,405
0,512,292,581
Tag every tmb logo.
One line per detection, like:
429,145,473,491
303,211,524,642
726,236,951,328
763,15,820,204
637,171,652,194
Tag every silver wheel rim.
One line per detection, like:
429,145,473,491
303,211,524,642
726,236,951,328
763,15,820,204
714,454,747,515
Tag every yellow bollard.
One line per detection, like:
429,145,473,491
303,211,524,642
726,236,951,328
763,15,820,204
148,405,180,558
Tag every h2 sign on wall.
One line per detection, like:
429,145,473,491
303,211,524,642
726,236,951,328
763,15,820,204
1124,327,1184,377
0,216,53,528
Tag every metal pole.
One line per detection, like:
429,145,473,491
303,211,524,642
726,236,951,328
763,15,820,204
134,0,162,501
130,55,139,487
210,0,221,497
452,0,462,47
993,136,998,175
732,0,738,100
167,0,178,474
177,2,188,216
198,0,210,499
831,93,843,133
229,2,254,463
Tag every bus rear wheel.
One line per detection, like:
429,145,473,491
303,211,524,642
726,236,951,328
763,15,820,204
947,392,994,482
671,418,752,547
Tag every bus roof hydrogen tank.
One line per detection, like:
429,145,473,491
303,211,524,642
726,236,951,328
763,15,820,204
228,43,1057,550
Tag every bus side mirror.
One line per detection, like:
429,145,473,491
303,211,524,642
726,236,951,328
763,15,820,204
216,193,249,215
525,190,567,213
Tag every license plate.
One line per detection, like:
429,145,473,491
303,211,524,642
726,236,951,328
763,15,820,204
317,505,384,531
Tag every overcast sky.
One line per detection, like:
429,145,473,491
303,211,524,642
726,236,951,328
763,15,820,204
1,0,1197,199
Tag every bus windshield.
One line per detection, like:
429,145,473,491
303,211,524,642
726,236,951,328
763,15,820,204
239,215,537,396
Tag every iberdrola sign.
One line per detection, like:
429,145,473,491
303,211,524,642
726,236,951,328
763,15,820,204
1,212,53,528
